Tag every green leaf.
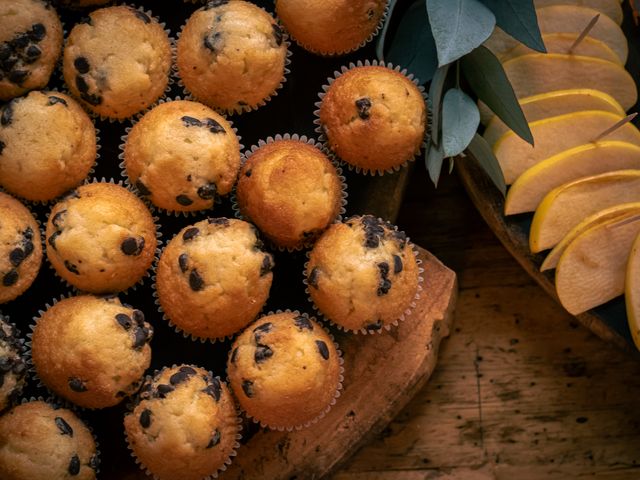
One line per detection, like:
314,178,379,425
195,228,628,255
442,88,480,157
461,45,533,145
426,141,445,187
427,0,496,66
467,133,506,195
428,64,450,147
479,0,546,53
386,0,438,82
375,0,399,62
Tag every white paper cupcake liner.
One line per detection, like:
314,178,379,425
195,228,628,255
226,309,345,431
230,133,348,252
303,217,424,335
175,7,293,115
117,96,244,217
313,59,432,176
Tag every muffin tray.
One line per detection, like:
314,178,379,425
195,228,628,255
2,1,458,478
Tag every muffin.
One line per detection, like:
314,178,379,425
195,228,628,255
306,215,420,333
124,100,241,213
124,365,239,480
45,182,157,294
318,65,427,173
0,91,96,201
0,315,27,412
227,311,342,429
236,137,344,249
156,218,273,340
31,295,153,409
62,6,172,120
0,0,63,101
0,400,98,480
177,0,288,113
275,0,387,55
0,192,42,304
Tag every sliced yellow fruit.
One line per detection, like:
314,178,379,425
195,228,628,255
625,233,640,351
484,5,628,62
500,32,622,63
534,0,623,25
483,88,624,144
541,203,640,272
531,170,640,253
505,142,640,215
502,54,637,112
494,110,640,184
556,209,640,315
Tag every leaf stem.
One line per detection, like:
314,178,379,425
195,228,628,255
591,113,638,143
568,14,600,54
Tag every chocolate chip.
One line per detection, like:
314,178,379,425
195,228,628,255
0,358,11,371
355,98,372,120
134,10,151,24
1,103,13,126
9,248,24,267
121,236,144,256
377,262,391,296
241,379,254,398
254,344,273,363
272,23,283,46
68,454,80,476
393,230,407,248
203,32,222,53
260,254,273,276
393,255,403,274
0,44,10,62
181,116,202,128
12,360,25,375
55,416,74,436
132,309,145,326
89,454,99,471
208,217,230,226
24,45,41,63
139,408,152,428
75,75,89,93
179,366,196,375
197,183,216,200
0,55,17,73
361,216,385,249
74,56,90,74
135,180,151,196
2,270,18,286
183,227,200,241
29,24,46,42
366,320,383,331
0,140,4,155
245,169,252,177
253,322,272,337
203,377,221,401
205,0,229,8
48,95,67,106
133,327,152,349
176,194,193,206
294,315,313,331
207,429,221,448
80,92,102,106
47,231,60,250
115,313,132,330
169,371,190,386
307,267,319,288
205,117,225,134
189,269,204,291
156,384,174,397
230,347,238,364
68,377,87,392
64,261,80,275
21,239,33,257
178,253,189,273
316,340,330,360
11,34,29,49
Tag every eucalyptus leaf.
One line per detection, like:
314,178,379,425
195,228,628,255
442,88,480,157
428,64,450,147
386,0,438,82
426,141,445,187
375,0,399,62
427,0,496,66
479,0,545,53
461,46,533,145
467,133,506,195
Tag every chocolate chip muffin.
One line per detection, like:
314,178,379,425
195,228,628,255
306,215,420,333
227,312,342,429
318,64,427,173
0,91,96,202
0,0,63,101
236,137,344,249
124,365,239,480
275,0,387,55
177,0,288,113
0,192,42,304
0,315,27,412
0,400,99,480
31,295,152,409
45,183,157,294
156,218,273,340
62,6,172,120
124,100,241,213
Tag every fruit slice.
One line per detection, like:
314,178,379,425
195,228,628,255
625,232,640,351
502,54,637,111
541,203,640,272
555,210,640,315
534,0,623,25
531,170,640,253
494,111,640,184
483,89,624,144
484,5,628,62
505,142,640,215
500,33,622,63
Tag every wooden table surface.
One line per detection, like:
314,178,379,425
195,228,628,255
332,162,640,480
